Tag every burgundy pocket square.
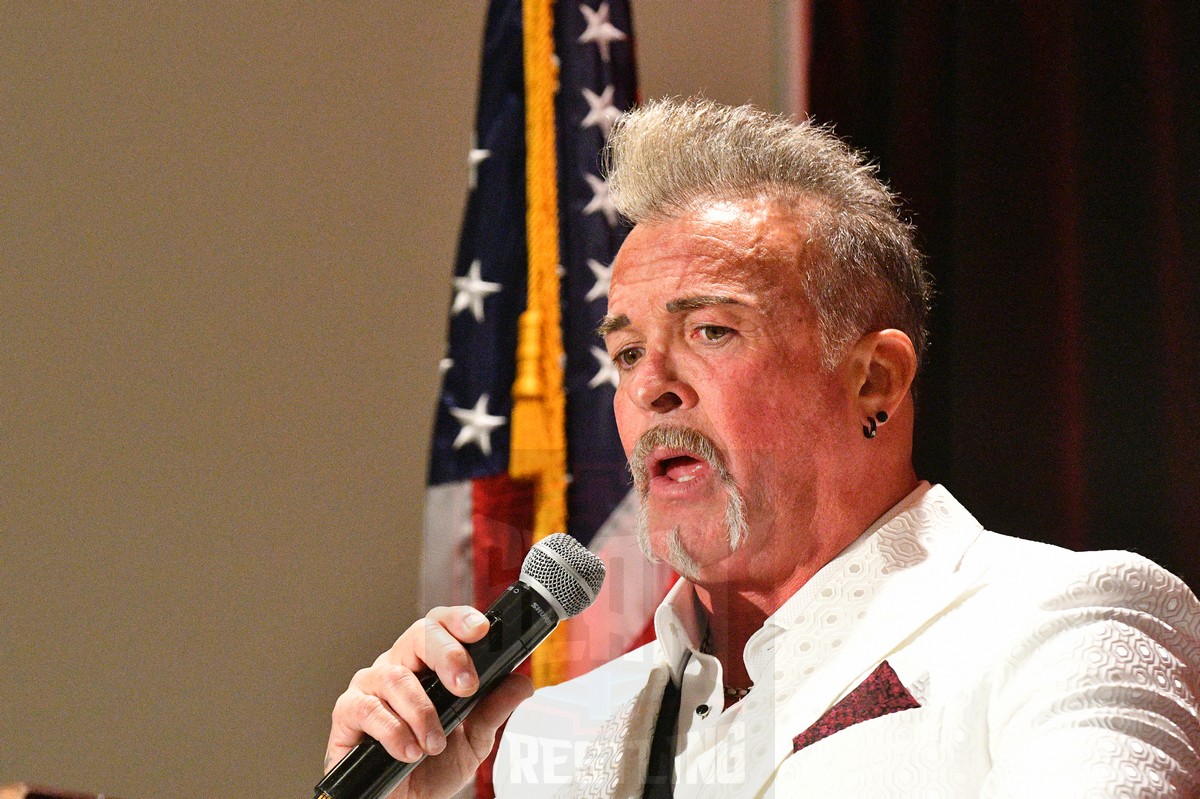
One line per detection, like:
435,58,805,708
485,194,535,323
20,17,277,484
792,660,921,752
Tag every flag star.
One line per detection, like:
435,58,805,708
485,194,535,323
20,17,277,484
452,259,503,322
582,173,619,227
439,357,454,376
580,86,622,138
449,393,507,457
578,2,627,63
467,135,491,190
588,346,619,390
585,258,612,302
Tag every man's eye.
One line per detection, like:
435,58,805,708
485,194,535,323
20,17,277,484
698,325,731,342
613,347,643,368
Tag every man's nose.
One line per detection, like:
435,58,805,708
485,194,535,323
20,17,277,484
631,350,698,414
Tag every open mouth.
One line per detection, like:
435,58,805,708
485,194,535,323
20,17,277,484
655,454,706,483
630,426,727,495
644,449,712,488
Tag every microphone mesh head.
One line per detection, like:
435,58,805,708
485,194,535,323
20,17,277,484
520,533,606,618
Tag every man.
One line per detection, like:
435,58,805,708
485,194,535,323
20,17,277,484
326,99,1200,797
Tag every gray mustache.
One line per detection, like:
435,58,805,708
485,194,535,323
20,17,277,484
629,426,731,492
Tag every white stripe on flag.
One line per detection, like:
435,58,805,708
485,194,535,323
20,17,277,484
421,480,475,610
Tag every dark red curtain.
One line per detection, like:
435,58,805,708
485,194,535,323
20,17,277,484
810,2,1200,589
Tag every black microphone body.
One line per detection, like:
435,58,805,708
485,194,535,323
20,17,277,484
315,580,562,799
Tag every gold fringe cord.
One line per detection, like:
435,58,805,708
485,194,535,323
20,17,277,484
513,0,569,688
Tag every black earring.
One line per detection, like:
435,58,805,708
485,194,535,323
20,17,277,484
863,411,889,439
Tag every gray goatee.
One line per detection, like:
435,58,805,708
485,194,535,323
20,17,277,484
629,426,749,579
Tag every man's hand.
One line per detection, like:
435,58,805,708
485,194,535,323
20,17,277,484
325,605,534,799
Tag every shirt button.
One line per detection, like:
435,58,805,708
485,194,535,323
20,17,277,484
696,703,711,718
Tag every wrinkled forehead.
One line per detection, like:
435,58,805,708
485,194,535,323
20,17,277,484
610,198,817,299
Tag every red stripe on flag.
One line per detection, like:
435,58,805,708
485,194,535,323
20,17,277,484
628,609,659,653
471,473,533,607
470,473,534,798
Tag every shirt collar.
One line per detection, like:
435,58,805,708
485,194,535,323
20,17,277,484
761,480,935,634
652,480,938,679
653,577,705,683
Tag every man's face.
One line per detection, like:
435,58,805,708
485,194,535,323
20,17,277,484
602,200,848,587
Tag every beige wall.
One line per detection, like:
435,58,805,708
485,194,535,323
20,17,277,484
0,3,775,796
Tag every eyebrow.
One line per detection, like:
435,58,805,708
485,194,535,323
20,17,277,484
596,296,741,338
596,314,630,337
664,295,741,314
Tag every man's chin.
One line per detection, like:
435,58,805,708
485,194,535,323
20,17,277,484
635,506,703,581
663,527,702,581
638,529,702,583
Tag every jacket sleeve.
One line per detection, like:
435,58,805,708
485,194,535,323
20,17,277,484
981,553,1200,797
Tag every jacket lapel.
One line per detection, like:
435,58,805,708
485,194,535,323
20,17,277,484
722,486,988,798
556,486,989,799
556,662,672,799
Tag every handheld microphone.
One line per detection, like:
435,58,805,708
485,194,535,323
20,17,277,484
315,532,606,799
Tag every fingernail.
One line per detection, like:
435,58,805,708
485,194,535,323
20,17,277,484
455,671,475,691
426,730,446,753
465,611,487,629
404,743,422,761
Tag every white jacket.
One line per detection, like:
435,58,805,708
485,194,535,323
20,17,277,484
494,485,1200,797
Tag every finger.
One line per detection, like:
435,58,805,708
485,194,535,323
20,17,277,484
458,672,535,762
427,605,491,643
404,673,535,797
326,683,429,768
374,607,489,672
399,614,488,698
359,663,457,758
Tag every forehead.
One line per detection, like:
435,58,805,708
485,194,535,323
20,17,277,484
610,200,810,301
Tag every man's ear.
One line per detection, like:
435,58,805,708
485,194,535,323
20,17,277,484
843,329,918,422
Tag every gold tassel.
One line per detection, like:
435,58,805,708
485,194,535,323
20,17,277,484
514,0,570,688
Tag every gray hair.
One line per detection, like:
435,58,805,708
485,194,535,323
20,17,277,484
604,98,932,369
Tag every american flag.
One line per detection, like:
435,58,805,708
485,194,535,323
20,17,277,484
421,1,673,792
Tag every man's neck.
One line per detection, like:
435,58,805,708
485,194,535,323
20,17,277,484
694,587,768,690
691,472,921,688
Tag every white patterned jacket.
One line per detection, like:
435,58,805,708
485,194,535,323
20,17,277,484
493,484,1200,798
